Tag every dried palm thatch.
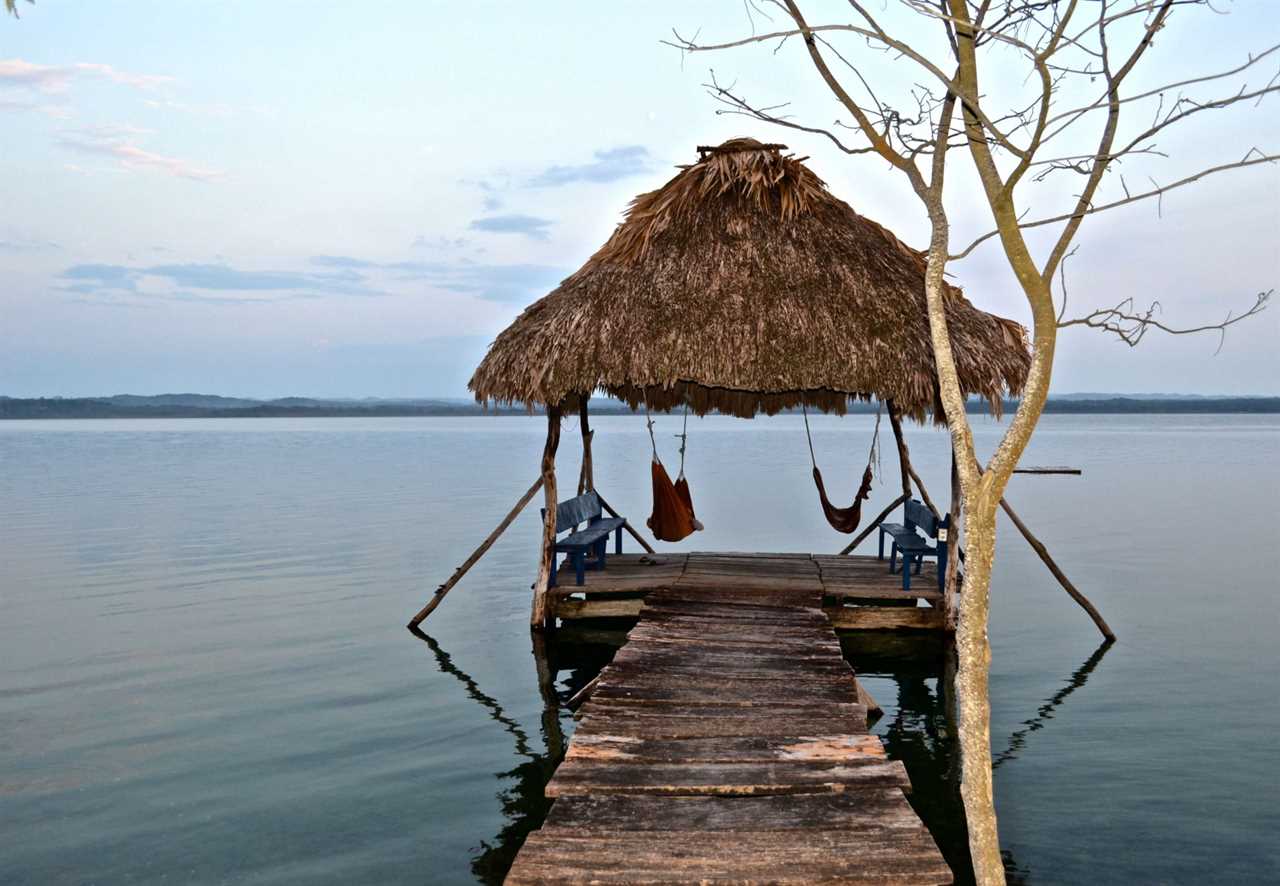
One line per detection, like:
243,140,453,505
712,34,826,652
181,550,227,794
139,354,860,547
469,138,1030,422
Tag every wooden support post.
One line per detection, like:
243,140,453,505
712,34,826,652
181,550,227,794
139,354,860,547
837,492,910,555
566,673,601,712
908,448,1114,640
887,400,912,501
594,491,657,554
943,450,962,631
532,406,562,629
531,630,566,760
407,475,544,628
577,398,595,495
999,497,1116,641
853,676,884,718
888,401,940,519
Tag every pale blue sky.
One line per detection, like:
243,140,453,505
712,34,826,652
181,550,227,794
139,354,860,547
2,1,1276,398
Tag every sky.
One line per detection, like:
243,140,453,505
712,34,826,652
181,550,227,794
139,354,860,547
1,0,1276,399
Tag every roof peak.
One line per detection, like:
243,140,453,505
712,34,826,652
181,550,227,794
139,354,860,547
694,138,788,160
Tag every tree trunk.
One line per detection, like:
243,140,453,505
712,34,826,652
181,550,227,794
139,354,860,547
532,406,561,629
944,450,962,631
955,495,1002,885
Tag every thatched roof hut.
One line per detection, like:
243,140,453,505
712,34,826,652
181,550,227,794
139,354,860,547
470,138,1030,422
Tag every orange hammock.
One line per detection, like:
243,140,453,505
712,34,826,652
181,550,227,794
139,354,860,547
645,404,703,543
813,462,874,533
803,404,880,534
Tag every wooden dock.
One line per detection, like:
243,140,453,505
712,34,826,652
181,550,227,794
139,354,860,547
507,575,953,884
551,552,947,632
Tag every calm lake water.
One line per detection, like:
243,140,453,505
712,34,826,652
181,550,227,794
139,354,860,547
2,414,1278,885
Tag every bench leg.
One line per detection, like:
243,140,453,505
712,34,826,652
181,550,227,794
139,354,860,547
615,526,623,555
574,552,586,586
878,530,885,561
914,556,923,575
902,556,912,591
596,537,607,571
889,542,898,574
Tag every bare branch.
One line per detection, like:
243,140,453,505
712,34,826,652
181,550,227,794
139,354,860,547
1043,42,1280,139
705,72,879,155
951,150,1280,260
1059,290,1272,352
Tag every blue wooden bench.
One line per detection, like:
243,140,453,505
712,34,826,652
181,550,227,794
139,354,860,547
877,499,950,591
543,491,627,588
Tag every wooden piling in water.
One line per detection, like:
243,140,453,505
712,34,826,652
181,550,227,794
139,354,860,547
407,476,544,628
532,406,562,629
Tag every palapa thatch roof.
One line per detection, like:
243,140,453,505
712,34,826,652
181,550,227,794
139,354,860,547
469,138,1030,422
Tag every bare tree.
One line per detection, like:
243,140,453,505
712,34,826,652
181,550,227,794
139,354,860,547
669,2,1276,882
5,0,33,18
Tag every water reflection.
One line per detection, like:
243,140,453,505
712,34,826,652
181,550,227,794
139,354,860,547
409,627,613,884
416,622,1109,886
846,635,1113,885
992,639,1114,770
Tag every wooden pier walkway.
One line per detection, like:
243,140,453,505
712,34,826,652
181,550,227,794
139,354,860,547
506,573,953,884
550,552,947,632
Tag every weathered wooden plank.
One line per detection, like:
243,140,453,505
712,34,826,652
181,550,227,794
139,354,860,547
642,599,828,622
630,615,838,639
825,605,946,631
546,757,911,797
657,588,823,608
555,597,644,619
604,657,854,682
590,681,858,705
506,834,952,885
824,584,942,603
686,551,815,560
574,701,869,738
541,789,922,832
615,634,843,657
565,732,886,764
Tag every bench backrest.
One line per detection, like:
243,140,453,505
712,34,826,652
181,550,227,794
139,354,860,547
552,491,603,532
904,499,939,538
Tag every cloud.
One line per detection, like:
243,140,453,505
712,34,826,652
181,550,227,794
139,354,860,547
61,263,140,292
0,59,172,94
410,235,470,251
311,255,376,270
468,213,554,240
59,261,385,301
72,63,174,91
57,254,562,309
57,124,222,181
0,235,61,253
529,145,651,187
310,255,566,303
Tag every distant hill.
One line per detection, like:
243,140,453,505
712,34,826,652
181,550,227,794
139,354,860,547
1,393,1276,419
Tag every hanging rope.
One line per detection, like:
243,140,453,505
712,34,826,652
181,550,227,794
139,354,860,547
867,401,883,479
802,403,818,470
802,399,879,534
676,401,690,479
644,401,659,461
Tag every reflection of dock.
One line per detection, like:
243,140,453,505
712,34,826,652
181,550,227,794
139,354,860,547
551,552,946,631
506,583,952,884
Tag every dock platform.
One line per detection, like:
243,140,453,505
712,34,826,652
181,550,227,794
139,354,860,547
551,552,948,632
507,575,953,884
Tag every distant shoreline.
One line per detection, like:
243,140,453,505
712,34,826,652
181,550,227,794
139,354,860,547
2,396,1277,419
